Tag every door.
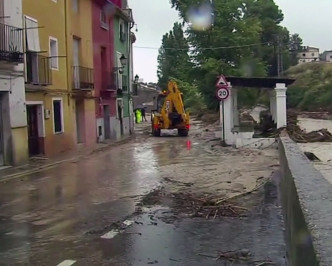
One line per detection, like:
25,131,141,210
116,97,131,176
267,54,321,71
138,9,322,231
27,105,40,156
101,47,107,89
73,38,80,89
0,96,4,165
117,100,124,136
103,105,110,139
75,100,85,143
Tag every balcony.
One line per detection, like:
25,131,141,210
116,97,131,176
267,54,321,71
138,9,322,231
100,72,117,99
26,53,52,86
0,23,24,63
72,66,94,90
102,72,117,91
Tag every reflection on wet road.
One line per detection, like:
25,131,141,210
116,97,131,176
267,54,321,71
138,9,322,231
0,124,287,265
0,130,204,264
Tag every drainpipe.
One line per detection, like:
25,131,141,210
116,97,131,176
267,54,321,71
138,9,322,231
64,0,71,107
128,12,134,134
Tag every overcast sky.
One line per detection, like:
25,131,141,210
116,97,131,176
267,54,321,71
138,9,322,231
129,0,332,83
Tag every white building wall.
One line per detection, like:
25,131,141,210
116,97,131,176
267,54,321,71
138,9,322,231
2,0,26,128
0,0,27,165
110,116,121,140
3,0,23,28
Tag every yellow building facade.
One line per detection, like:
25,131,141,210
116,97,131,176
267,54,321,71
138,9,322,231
22,0,96,158
65,0,97,148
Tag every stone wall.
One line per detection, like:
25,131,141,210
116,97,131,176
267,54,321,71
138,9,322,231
279,137,332,265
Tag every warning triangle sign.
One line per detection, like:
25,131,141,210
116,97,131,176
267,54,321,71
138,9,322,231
216,75,228,87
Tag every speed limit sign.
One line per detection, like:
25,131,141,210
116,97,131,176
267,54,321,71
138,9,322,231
216,87,229,101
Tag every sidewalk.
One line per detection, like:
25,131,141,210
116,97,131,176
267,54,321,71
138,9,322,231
0,122,151,182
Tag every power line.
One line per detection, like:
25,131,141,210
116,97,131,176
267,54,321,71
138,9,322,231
134,42,270,51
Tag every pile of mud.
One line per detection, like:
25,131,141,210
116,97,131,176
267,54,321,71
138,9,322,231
287,112,332,143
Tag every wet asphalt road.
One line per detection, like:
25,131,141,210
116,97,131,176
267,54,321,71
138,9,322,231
0,123,287,265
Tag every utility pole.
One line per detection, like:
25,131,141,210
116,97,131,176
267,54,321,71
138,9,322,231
276,35,284,77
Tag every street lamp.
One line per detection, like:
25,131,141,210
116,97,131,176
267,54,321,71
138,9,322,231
113,54,127,74
120,54,127,66
133,74,139,96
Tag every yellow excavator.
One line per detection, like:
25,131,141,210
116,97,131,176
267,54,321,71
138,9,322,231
151,80,190,137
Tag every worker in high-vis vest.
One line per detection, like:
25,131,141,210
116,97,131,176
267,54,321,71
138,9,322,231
135,108,142,124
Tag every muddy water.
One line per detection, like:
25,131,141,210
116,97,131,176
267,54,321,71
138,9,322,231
0,121,287,265
95,171,287,266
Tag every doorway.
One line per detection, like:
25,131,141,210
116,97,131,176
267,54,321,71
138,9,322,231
75,100,85,144
100,47,107,89
103,105,110,139
117,99,124,136
0,95,4,165
27,105,40,156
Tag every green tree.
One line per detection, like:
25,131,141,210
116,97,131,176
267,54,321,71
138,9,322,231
168,0,303,109
289,33,303,65
157,22,192,89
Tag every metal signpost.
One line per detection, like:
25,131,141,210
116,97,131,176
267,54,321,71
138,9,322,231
215,75,230,144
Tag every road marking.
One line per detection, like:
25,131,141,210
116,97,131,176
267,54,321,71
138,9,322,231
100,220,134,239
101,229,120,239
57,260,76,266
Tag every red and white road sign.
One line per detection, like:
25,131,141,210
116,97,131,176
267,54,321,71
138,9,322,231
216,87,229,101
216,75,228,88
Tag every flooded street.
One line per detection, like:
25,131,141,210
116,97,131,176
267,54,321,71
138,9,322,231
0,121,287,265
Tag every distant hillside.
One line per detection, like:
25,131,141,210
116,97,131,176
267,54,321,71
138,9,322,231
285,62,332,111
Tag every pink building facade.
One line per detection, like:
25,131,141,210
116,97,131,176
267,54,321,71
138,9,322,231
92,0,117,141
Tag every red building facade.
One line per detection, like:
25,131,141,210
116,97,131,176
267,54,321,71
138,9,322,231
92,0,117,141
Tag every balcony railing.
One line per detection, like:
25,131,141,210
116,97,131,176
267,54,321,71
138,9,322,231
0,22,24,63
72,66,94,90
26,53,52,86
101,72,117,91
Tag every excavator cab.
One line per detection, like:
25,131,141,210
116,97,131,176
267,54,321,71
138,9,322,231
151,81,190,137
156,92,167,112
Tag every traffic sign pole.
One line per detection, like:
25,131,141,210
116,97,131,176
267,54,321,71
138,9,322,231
215,75,229,146
221,100,225,143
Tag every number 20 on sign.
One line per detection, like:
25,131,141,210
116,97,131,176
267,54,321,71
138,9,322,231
216,87,230,101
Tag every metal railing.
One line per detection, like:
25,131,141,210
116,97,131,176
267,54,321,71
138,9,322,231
101,72,117,91
72,66,94,90
26,53,52,85
0,22,23,63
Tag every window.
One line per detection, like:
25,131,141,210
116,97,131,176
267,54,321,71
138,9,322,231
49,37,58,70
119,21,126,42
122,75,128,91
72,0,79,13
100,10,108,30
53,98,63,134
116,52,123,89
24,16,40,52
